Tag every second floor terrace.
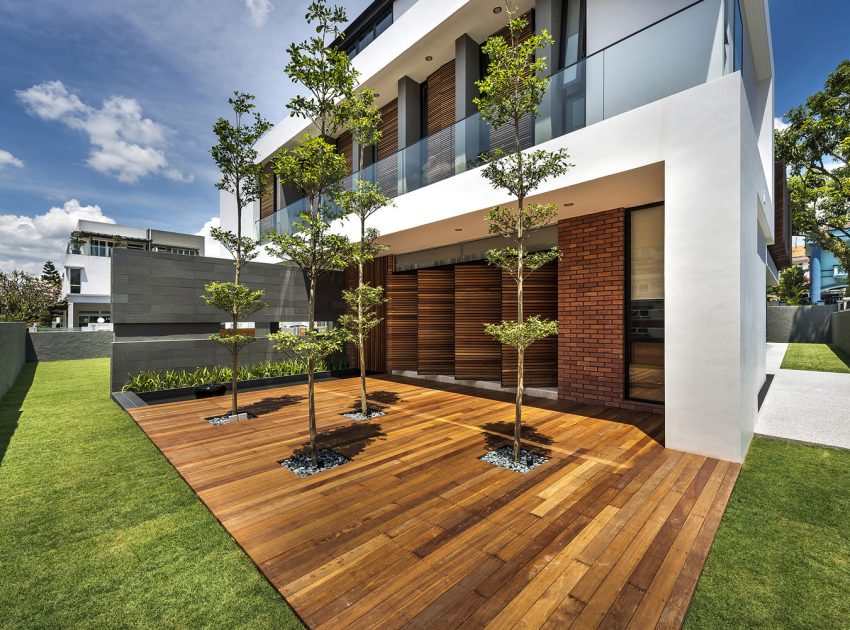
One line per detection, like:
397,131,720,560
258,0,751,237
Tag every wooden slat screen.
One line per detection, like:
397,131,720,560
501,259,558,387
260,161,275,219
377,99,398,159
376,98,399,197
344,255,391,373
417,269,455,375
386,272,417,371
338,131,353,173
454,265,502,380
424,60,456,186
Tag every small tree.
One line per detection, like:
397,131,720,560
336,89,392,417
768,265,810,305
776,60,850,296
476,7,573,463
266,0,357,466
204,92,272,416
0,270,61,324
41,261,61,287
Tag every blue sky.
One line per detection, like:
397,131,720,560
0,0,847,273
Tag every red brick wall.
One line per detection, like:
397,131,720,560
557,210,662,414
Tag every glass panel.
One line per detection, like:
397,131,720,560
628,205,664,402
69,268,81,294
602,0,722,119
262,0,726,238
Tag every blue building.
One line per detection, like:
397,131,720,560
807,229,849,303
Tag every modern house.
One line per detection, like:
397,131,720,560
805,232,849,304
62,219,204,328
219,0,784,463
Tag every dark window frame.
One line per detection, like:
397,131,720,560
624,201,665,405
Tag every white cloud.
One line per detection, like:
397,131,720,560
0,199,115,274
16,81,190,184
195,216,227,258
244,0,273,26
774,117,790,132
0,149,24,170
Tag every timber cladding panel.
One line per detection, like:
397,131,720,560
260,161,275,219
338,131,353,173
501,260,558,388
417,269,455,375
425,60,456,135
386,272,418,371
378,99,398,159
344,255,391,373
454,265,502,381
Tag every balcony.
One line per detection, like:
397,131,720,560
258,0,742,238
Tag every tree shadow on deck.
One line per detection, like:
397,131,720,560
0,363,36,466
343,390,405,414
242,393,306,416
480,420,554,458
318,421,387,460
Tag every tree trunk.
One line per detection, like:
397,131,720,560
358,218,368,417
308,270,318,467
232,188,242,417
513,112,525,464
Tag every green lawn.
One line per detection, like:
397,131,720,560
0,359,302,629
781,343,850,373
684,437,850,628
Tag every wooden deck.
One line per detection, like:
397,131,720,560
127,375,738,629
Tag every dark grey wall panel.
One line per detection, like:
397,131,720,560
111,249,344,325
110,249,345,391
26,331,113,362
766,305,836,343
0,322,26,399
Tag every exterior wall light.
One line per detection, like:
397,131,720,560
425,55,433,61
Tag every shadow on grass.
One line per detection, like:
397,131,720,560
345,390,405,414
242,393,306,416
0,363,36,466
318,421,386,460
480,420,554,458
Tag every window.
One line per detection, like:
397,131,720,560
170,247,198,256
79,311,111,325
560,0,586,70
69,268,81,294
626,204,664,403
90,239,113,257
344,6,393,58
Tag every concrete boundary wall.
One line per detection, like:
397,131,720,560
110,249,345,391
0,322,26,399
26,331,113,362
766,305,836,343
832,310,850,356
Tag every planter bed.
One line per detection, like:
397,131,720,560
113,368,360,408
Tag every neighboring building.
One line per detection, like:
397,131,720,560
805,230,849,304
62,220,205,328
220,0,782,463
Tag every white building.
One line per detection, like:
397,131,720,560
62,220,205,328
219,0,784,463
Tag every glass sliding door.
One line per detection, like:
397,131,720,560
627,204,664,403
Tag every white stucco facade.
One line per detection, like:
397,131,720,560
220,0,776,463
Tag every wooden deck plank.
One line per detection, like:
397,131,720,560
126,375,737,629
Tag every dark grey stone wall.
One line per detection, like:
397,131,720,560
766,305,837,343
110,249,345,391
832,310,850,355
26,331,113,362
0,322,26,399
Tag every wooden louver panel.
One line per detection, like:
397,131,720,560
377,99,398,159
386,272,418,371
417,269,455,375
501,260,558,387
338,131,353,173
344,256,391,373
260,161,275,219
454,265,502,381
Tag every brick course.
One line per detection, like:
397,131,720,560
557,209,662,414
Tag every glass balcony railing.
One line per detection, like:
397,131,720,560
259,0,739,237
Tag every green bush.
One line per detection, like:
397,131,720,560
122,356,347,392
